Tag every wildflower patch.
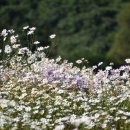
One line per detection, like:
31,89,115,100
0,27,130,130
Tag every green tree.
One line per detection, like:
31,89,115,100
38,0,126,64
108,3,130,65
0,0,129,65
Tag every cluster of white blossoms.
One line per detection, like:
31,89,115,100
4,45,12,54
10,35,17,44
23,26,36,35
0,27,130,130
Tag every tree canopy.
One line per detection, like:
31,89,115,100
0,0,130,65
108,3,130,65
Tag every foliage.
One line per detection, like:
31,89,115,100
0,0,129,65
108,3,130,65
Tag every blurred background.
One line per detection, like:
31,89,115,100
0,0,130,67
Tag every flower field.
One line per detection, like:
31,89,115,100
0,27,130,130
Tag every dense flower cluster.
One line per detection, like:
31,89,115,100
0,27,130,130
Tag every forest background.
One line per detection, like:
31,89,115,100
0,0,130,67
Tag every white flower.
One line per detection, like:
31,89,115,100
0,49,2,53
114,117,120,121
109,62,114,65
39,52,46,58
34,41,40,45
121,72,129,79
56,56,62,62
25,106,31,112
44,46,50,49
16,56,22,62
8,29,15,34
27,55,35,64
10,35,17,44
23,26,29,30
30,27,36,31
27,30,34,35
12,44,20,49
27,51,32,56
23,113,30,120
54,124,64,130
76,60,82,64
0,99,8,108
37,47,44,51
49,34,56,39
124,112,130,116
4,45,12,54
93,65,97,69
42,78,48,85
125,58,130,64
94,113,100,118
33,110,38,114
1,29,8,37
3,37,7,41
13,117,19,122
40,110,45,114
125,119,130,123
101,123,107,128
106,66,112,71
18,47,29,54
121,116,127,120
98,62,103,66
9,100,16,107
40,118,47,125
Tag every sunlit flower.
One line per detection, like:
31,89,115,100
8,29,15,34
105,66,112,70
44,46,50,49
42,78,48,85
56,56,62,62
27,30,34,35
37,47,44,51
25,106,31,112
4,45,12,54
49,34,56,39
30,27,36,31
12,44,20,49
1,29,8,37
9,100,16,107
34,41,40,45
101,123,107,129
125,58,130,64
23,26,29,30
76,60,82,64
109,62,114,66
10,35,17,44
54,124,64,130
98,62,103,66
